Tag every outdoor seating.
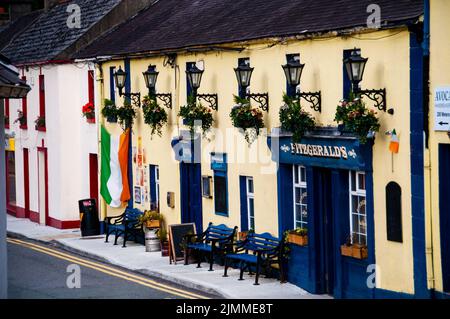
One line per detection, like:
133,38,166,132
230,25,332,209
184,223,238,271
104,208,144,248
223,232,283,285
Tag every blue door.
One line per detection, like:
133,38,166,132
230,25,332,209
439,144,450,293
180,163,203,234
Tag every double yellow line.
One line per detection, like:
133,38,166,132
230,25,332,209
7,238,209,299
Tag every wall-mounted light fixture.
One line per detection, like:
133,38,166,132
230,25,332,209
114,66,141,108
344,48,392,114
282,57,322,112
143,65,172,109
186,64,218,110
234,60,269,111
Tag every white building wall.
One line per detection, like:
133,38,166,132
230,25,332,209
7,62,98,226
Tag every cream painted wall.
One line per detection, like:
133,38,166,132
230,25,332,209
100,28,414,293
8,63,98,223
426,0,450,294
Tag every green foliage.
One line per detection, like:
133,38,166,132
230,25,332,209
279,94,316,143
34,116,45,128
138,210,164,224
14,110,26,126
142,96,168,137
334,97,380,144
178,95,214,136
116,100,136,131
101,98,118,119
230,95,265,144
157,227,168,243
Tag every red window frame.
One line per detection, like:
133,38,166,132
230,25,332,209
38,74,46,131
87,70,96,124
20,76,28,130
4,98,10,129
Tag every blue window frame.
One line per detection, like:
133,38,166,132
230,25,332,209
240,176,255,231
149,165,160,211
211,153,228,216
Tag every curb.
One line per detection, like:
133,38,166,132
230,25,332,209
7,231,226,298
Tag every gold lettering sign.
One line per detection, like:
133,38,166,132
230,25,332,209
290,143,351,160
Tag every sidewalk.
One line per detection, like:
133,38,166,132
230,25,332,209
6,215,329,299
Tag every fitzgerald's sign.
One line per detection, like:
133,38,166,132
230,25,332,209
289,142,356,160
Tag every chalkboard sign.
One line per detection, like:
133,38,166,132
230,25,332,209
78,199,100,237
168,223,196,264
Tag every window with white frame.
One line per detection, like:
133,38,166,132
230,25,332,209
155,166,160,209
246,177,255,231
293,165,308,229
349,171,367,245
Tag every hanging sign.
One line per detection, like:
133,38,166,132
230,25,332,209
434,86,450,131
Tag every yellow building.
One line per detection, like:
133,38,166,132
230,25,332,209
77,0,430,298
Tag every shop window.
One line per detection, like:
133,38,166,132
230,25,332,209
211,153,228,216
349,171,367,245
150,165,160,211
293,165,308,229
386,182,403,243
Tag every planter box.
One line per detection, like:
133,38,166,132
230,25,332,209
146,220,161,228
288,233,308,246
340,245,353,258
340,244,368,259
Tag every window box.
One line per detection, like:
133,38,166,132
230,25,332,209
287,232,308,246
146,220,161,229
340,244,368,259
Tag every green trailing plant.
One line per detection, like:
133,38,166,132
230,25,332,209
138,210,164,225
142,96,168,137
101,98,118,121
290,227,308,237
279,94,316,143
14,110,26,126
230,95,264,144
335,97,380,144
116,100,136,131
34,116,45,129
178,95,214,136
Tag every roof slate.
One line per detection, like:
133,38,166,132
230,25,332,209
1,0,121,64
76,0,423,59
0,10,43,51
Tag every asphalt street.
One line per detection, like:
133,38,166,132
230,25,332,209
7,237,214,299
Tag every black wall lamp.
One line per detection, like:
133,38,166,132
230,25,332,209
344,48,393,114
234,60,269,111
282,58,322,112
186,64,218,110
114,66,141,108
143,65,172,109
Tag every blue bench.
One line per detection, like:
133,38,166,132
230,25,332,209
223,232,283,285
104,208,144,248
184,223,237,271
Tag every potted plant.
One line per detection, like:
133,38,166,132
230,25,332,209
82,102,96,123
334,97,380,143
340,235,368,259
158,227,170,257
101,98,118,123
279,94,316,143
178,95,214,136
230,95,264,145
286,227,308,246
116,100,136,131
34,115,45,131
14,110,26,127
142,95,168,137
139,210,164,229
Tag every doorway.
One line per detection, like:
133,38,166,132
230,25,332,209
37,148,48,226
315,168,335,295
23,148,30,218
180,163,203,233
89,154,99,210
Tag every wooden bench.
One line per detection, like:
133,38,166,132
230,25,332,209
184,223,237,271
223,232,283,285
104,208,144,248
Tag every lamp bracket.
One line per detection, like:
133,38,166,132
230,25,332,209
155,93,173,109
120,92,141,108
296,91,322,113
246,93,269,112
197,94,218,110
357,88,387,113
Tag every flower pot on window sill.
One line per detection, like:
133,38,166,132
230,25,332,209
341,244,368,259
288,233,308,246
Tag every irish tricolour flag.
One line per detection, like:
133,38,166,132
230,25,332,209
100,126,131,208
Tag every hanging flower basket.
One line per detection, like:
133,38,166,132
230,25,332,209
82,102,96,124
116,101,136,131
178,95,214,136
279,94,316,143
230,95,264,145
142,96,168,137
101,98,118,123
334,97,380,144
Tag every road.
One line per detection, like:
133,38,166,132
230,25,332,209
7,237,214,299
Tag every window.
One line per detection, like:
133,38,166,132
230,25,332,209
293,165,308,229
38,74,45,130
88,70,95,104
150,165,160,210
386,182,403,243
21,76,27,129
211,153,228,216
109,66,116,102
246,177,255,231
6,151,16,208
202,176,212,198
4,98,9,129
349,171,367,245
